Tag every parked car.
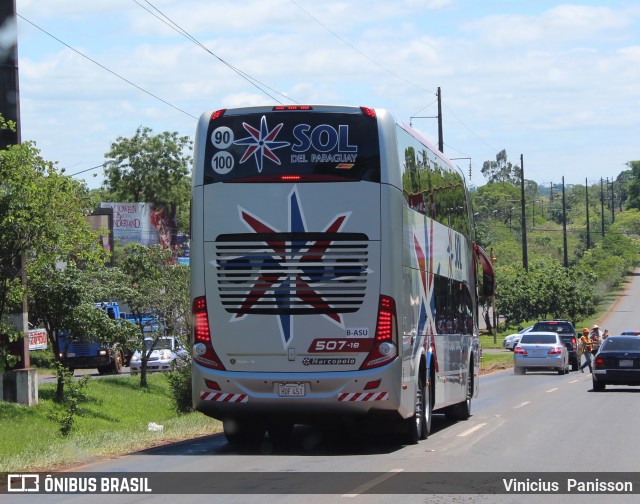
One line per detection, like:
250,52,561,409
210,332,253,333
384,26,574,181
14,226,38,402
130,336,188,374
513,332,570,375
592,336,640,391
503,325,534,351
531,320,579,371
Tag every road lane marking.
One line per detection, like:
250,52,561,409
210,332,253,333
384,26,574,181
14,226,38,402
343,469,404,497
457,423,486,437
546,388,559,393
569,379,580,383
514,401,530,409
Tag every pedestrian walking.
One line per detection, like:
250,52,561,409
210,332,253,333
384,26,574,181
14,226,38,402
579,327,593,373
590,324,601,354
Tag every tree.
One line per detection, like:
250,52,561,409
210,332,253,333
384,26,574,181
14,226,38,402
481,149,521,185
118,243,189,387
28,264,136,401
495,261,597,327
626,161,640,210
102,127,192,234
1,118,103,368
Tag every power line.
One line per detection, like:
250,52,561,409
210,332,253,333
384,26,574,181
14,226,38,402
288,2,498,167
289,0,435,96
17,14,197,120
136,0,293,104
67,163,106,177
443,104,498,154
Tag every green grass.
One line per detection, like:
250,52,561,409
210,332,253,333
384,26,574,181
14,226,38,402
0,373,221,472
480,350,514,374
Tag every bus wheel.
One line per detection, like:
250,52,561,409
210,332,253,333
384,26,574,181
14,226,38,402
403,372,427,444
446,363,473,421
223,418,266,447
423,374,432,439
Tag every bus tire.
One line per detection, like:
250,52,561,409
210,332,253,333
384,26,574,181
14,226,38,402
448,362,473,421
423,372,432,439
403,371,427,444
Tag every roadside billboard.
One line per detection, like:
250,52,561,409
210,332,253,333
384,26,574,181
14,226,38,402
99,202,177,249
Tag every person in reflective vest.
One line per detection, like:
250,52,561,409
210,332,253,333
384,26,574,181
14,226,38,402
579,328,593,373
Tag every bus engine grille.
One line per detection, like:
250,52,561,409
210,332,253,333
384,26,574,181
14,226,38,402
214,232,369,316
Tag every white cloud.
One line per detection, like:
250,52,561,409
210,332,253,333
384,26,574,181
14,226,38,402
13,0,640,189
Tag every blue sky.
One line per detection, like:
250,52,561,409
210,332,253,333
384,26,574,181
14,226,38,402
12,0,640,189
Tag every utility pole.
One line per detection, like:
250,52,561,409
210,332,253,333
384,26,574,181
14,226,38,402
0,0,28,367
1,0,36,406
437,87,443,153
562,176,568,268
490,248,497,343
600,178,605,237
549,182,554,219
409,86,443,153
0,0,20,149
585,178,591,249
609,178,615,223
520,154,528,271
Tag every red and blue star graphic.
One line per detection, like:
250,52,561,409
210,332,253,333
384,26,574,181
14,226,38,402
227,187,358,348
414,223,439,370
233,115,290,173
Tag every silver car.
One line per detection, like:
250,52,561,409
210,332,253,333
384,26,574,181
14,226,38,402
503,325,534,350
514,331,570,375
130,336,188,374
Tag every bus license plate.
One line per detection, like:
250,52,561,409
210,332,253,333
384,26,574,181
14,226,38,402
277,383,305,397
619,359,633,368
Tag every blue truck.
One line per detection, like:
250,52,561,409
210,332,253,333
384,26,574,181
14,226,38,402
58,302,134,375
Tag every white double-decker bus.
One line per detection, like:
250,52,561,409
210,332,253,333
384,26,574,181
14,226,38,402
190,105,495,445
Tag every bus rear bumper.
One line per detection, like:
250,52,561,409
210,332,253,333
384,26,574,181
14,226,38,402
192,360,410,421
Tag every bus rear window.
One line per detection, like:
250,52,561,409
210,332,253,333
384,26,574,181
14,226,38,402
203,111,380,183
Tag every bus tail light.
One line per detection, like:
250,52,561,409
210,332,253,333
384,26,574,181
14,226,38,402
360,295,398,370
210,109,226,121
192,296,226,370
273,105,313,111
360,106,376,118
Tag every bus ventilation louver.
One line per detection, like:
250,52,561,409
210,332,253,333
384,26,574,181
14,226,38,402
214,232,369,316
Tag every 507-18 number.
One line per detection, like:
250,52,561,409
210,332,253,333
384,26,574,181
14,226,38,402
308,339,370,353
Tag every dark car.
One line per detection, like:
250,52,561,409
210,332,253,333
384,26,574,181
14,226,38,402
592,336,640,391
531,320,579,371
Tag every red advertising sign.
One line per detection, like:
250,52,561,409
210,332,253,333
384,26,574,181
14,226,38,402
28,328,48,351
